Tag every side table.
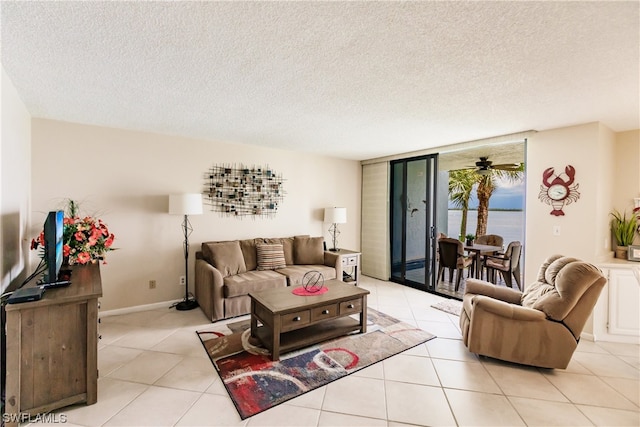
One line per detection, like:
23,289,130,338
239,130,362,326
333,249,361,285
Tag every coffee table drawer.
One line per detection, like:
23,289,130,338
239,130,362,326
340,298,362,315
311,303,338,322
281,310,311,331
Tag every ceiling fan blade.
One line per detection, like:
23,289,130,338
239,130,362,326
492,163,521,170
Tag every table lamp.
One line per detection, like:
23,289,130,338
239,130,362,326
324,207,347,251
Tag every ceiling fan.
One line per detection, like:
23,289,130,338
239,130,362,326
470,157,522,175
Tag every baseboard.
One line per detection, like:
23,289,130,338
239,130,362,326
99,299,182,317
580,332,595,342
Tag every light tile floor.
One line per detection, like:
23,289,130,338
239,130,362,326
27,275,639,427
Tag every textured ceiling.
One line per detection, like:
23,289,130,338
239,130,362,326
1,1,638,161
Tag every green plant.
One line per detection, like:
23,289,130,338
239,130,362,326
610,209,638,246
465,234,475,241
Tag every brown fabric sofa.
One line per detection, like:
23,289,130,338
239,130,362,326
459,254,606,369
195,235,342,321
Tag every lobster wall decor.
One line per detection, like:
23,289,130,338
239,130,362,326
538,165,580,216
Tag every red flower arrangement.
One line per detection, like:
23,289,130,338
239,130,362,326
31,200,115,265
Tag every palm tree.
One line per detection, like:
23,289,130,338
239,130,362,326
448,169,477,240
475,165,524,237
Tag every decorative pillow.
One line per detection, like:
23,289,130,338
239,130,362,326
256,244,287,270
201,241,247,277
264,237,296,266
294,236,324,265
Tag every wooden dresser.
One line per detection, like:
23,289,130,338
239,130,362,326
4,263,102,424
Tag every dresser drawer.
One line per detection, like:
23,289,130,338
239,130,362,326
340,298,362,315
342,255,358,267
281,310,311,331
311,304,338,322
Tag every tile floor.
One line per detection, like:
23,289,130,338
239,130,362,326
28,275,639,427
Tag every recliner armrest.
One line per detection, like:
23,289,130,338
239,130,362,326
465,278,522,304
471,295,547,321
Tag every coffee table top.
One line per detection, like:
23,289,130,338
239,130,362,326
249,279,369,314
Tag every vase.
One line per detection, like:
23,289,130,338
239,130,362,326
615,246,628,259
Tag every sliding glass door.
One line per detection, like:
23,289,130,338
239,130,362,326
390,154,438,291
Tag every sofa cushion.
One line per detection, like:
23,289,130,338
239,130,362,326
294,236,324,265
202,241,247,277
263,237,296,265
277,265,337,286
256,243,287,270
239,239,260,271
223,270,287,298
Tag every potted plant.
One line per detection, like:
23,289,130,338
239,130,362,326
610,209,638,259
465,234,475,246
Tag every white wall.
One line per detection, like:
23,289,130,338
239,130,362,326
613,129,640,234
524,123,615,284
31,119,361,311
1,67,32,294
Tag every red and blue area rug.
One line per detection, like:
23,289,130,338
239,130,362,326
196,309,436,419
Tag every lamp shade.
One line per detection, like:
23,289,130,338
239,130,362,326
324,207,347,224
169,193,203,215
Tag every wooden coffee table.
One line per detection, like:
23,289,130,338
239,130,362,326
249,279,369,360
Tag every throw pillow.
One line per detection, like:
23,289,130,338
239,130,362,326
294,236,324,265
256,244,287,270
201,241,247,277
263,237,296,266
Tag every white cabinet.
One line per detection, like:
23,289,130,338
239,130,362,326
593,262,640,343
607,268,640,336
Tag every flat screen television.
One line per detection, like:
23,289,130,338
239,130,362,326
42,210,65,285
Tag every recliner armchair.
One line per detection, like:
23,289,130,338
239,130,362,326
459,254,606,369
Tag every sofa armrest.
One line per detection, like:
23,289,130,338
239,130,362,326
195,258,225,322
470,295,547,322
324,251,339,267
323,251,343,281
465,278,523,304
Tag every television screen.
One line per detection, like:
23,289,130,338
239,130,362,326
43,210,64,284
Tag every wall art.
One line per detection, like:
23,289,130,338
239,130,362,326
203,164,285,217
538,165,580,216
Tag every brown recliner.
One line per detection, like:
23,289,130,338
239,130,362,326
459,254,606,369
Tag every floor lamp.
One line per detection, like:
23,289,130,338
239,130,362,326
169,193,203,311
324,207,347,251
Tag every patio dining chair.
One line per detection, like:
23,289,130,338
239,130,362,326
437,238,472,291
484,240,522,289
470,234,504,279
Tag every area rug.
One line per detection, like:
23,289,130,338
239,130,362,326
196,309,436,419
431,298,463,316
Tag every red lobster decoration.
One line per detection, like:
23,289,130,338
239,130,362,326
538,165,580,216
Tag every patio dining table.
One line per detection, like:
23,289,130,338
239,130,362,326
464,243,503,279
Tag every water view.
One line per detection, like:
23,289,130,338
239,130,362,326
446,209,525,247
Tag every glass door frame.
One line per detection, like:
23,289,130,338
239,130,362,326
389,154,438,293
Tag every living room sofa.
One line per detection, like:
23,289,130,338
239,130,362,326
195,235,342,321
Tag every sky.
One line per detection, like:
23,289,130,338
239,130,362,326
449,176,525,210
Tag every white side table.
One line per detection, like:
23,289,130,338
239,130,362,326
333,249,361,285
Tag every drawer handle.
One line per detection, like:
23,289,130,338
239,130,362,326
293,316,301,321
347,304,354,309
322,309,330,315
